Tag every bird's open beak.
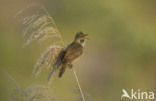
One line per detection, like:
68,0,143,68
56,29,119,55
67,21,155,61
84,34,89,40
81,34,89,40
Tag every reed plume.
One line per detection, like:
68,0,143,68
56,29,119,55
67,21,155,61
16,4,88,101
3,70,56,101
16,4,64,81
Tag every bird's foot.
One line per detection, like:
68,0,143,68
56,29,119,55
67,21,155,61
68,64,73,69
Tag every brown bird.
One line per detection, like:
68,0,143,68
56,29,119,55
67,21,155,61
48,32,88,81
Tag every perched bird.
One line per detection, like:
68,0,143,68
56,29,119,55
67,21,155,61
48,32,88,81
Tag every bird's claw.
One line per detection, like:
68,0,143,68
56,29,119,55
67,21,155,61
68,64,73,69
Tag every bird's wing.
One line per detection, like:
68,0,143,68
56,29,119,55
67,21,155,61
64,42,83,62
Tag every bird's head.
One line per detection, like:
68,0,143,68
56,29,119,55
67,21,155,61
74,32,88,46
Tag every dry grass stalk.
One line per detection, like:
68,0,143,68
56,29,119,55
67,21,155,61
16,5,64,47
3,71,56,101
33,45,62,77
16,4,87,101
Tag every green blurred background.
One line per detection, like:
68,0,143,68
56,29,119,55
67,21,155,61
0,0,156,101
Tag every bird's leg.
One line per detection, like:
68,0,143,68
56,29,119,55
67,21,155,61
68,63,73,69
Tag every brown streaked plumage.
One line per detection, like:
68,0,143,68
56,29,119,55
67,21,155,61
48,32,87,81
58,32,87,77
59,42,83,77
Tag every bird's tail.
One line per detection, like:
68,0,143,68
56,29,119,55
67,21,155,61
48,60,62,84
48,49,65,84
58,63,67,78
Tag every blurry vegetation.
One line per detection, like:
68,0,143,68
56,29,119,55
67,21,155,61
2,71,56,101
0,0,156,101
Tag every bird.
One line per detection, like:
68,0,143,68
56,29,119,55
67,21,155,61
48,32,88,81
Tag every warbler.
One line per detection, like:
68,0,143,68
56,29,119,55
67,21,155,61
48,32,88,81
